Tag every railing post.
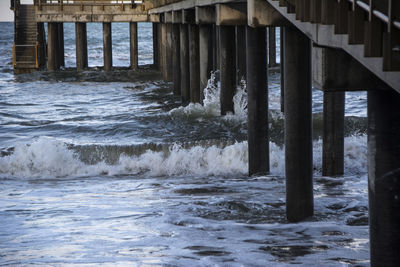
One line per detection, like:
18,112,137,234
365,0,383,57
383,0,400,71
348,0,365,44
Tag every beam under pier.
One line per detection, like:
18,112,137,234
103,22,112,71
247,26,269,176
130,22,138,70
219,25,236,115
368,89,400,267
75,22,88,70
284,26,313,222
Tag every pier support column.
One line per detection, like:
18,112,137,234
189,24,200,103
172,24,181,95
152,23,159,69
75,22,88,70
157,23,163,72
130,22,138,70
47,22,59,71
284,26,313,222
37,22,47,68
166,23,173,81
214,25,221,70
103,22,112,71
58,23,65,68
368,89,400,267
199,24,213,102
212,25,218,71
219,25,236,115
268,27,277,68
180,24,190,104
322,91,345,176
247,26,269,176
236,26,246,81
280,27,284,113
161,23,167,79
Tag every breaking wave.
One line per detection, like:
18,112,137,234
0,135,367,179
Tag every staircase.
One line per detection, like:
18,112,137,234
13,5,40,72
267,0,400,92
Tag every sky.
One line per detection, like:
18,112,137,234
0,1,34,21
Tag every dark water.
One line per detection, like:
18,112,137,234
0,22,369,266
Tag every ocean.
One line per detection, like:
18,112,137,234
0,22,370,266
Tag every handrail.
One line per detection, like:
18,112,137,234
37,0,143,4
351,0,400,30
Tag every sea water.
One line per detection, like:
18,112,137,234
0,22,370,266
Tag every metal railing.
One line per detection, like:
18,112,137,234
350,0,400,31
12,43,39,68
37,0,143,5
36,0,144,11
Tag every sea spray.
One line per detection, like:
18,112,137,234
169,71,248,119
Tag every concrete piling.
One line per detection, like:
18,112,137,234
58,23,65,68
103,22,112,71
284,26,313,222
172,24,181,95
180,24,190,104
247,26,269,176
152,23,159,69
199,24,213,102
75,22,88,70
236,26,246,82
219,25,236,115
368,89,400,267
166,23,173,81
47,22,59,71
268,27,277,67
322,91,345,176
161,23,167,79
212,25,218,71
215,25,220,71
280,27,284,113
130,22,138,70
189,24,200,103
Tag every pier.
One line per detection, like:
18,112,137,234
10,0,400,265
